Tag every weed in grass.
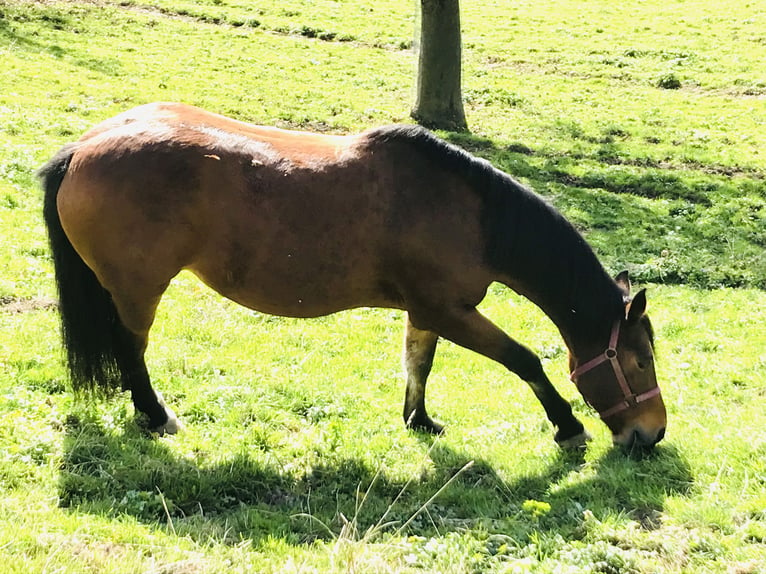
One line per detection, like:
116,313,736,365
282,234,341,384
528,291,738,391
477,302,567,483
657,72,682,90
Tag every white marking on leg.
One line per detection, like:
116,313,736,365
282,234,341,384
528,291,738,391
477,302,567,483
153,391,182,435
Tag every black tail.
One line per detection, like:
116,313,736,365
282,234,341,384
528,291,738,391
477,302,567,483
40,144,127,397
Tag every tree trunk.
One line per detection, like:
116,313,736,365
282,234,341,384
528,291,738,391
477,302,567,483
411,0,467,131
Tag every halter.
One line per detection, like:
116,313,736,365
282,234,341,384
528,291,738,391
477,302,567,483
570,321,661,419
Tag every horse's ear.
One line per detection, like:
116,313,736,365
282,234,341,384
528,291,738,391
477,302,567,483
615,270,631,296
627,289,647,322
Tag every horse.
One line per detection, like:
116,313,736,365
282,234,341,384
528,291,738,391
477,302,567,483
39,102,666,450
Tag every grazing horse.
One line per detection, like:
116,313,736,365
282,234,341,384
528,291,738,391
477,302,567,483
40,103,666,449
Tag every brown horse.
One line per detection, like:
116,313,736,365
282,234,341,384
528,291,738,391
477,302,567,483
40,102,666,449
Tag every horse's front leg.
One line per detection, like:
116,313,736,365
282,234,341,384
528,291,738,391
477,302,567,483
402,313,443,434
412,305,590,448
525,369,591,448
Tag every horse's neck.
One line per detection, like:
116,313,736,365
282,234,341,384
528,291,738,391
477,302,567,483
492,192,623,354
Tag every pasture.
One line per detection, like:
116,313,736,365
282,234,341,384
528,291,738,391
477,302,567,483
1,0,765,572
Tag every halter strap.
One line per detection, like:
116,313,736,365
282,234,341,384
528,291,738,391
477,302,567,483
570,321,661,419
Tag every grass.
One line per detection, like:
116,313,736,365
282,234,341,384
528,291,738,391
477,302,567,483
0,0,765,572
2,283,765,572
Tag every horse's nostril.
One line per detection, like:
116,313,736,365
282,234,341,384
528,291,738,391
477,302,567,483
629,428,660,449
617,426,665,450
634,426,666,449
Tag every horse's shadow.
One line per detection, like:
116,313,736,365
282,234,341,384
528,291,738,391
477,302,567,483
58,413,693,545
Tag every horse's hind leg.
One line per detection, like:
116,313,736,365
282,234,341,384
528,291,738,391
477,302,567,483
109,283,181,435
114,327,181,435
412,306,589,447
402,314,442,434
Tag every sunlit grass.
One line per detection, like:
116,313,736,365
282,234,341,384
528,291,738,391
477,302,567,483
1,0,765,571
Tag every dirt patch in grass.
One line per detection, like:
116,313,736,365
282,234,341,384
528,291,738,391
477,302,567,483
0,295,57,313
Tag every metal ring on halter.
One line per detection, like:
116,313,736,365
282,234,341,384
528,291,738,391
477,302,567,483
570,321,661,420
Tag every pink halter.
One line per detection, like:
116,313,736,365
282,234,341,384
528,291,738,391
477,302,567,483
570,321,661,419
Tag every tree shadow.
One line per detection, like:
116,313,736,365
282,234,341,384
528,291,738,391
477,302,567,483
0,4,123,76
442,131,766,290
58,414,693,546
0,10,51,54
443,131,725,205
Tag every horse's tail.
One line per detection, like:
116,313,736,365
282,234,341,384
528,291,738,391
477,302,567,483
40,144,125,397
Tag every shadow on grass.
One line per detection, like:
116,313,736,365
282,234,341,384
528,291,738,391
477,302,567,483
0,4,124,77
442,131,766,290
58,413,693,546
445,132,729,206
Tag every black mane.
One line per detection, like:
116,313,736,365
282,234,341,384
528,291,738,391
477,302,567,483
364,124,625,338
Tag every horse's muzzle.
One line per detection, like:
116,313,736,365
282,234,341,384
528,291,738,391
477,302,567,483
615,425,666,450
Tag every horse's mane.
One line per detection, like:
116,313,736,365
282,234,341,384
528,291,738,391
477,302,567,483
363,124,625,327
364,124,514,202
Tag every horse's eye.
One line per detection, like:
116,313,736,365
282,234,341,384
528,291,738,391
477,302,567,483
636,357,652,370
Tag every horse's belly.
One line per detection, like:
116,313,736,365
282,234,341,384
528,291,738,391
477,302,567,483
187,252,396,319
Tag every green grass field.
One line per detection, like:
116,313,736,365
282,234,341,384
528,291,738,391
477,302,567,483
1,1,765,572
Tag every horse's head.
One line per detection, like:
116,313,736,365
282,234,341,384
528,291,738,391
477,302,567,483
570,273,667,449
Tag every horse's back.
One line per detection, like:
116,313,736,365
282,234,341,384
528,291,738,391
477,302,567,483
78,102,352,165
56,103,492,318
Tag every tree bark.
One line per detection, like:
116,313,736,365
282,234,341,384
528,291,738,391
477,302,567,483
411,0,468,131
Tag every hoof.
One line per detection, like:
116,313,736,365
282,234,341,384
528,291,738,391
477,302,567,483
151,410,182,436
138,392,183,436
556,429,592,449
405,413,445,435
152,393,182,436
